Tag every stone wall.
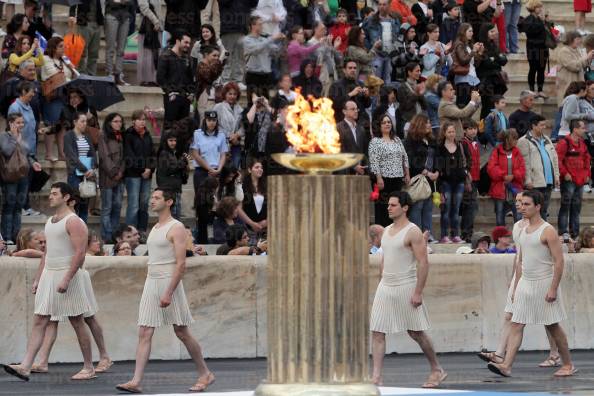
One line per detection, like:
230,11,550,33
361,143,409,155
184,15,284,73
1,254,592,364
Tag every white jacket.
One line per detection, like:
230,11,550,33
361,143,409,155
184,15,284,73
252,0,287,36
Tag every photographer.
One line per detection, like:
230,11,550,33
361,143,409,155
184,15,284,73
391,23,421,83
244,94,273,160
329,58,371,127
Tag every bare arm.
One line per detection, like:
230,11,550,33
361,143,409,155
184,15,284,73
511,247,522,302
12,249,44,258
161,223,187,307
58,217,88,293
544,226,564,300
32,253,46,294
408,227,429,307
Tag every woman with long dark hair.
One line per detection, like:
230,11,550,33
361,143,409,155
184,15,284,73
476,22,508,120
346,25,378,79
1,13,30,59
156,130,189,219
190,24,227,68
451,23,482,107
239,159,267,242
7,35,43,75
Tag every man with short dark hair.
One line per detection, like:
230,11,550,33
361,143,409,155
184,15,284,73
556,119,591,239
437,80,480,139
509,90,537,138
113,224,140,255
362,0,400,83
329,59,371,124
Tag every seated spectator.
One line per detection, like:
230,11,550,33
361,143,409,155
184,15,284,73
368,224,384,254
185,226,207,257
113,224,141,255
11,228,44,258
489,226,517,253
87,231,105,256
212,196,242,244
293,59,323,99
509,90,537,138
216,224,267,255
471,231,491,253
7,36,43,77
114,241,133,256
577,226,594,252
487,129,525,225
239,159,267,243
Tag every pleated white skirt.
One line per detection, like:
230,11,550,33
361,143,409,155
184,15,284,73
34,261,90,317
50,269,99,322
137,264,194,328
504,273,516,314
370,279,430,334
511,276,567,325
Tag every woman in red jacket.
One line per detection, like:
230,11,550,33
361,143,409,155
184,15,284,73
487,129,526,226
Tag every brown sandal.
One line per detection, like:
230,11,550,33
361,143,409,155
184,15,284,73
116,382,143,393
477,351,504,364
189,372,215,392
95,359,113,373
71,368,97,380
538,355,561,367
554,366,578,377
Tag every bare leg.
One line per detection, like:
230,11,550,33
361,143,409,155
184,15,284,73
173,325,211,377
545,323,573,374
125,326,155,387
408,330,443,372
495,312,513,357
492,322,525,375
56,130,65,160
84,316,110,361
44,134,55,160
371,331,385,385
4,4,15,21
68,315,94,370
575,11,585,29
20,315,51,370
35,320,59,368
545,326,559,357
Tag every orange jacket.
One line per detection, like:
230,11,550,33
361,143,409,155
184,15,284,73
390,0,417,25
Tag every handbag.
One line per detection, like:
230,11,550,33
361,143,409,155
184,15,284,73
0,141,29,183
406,174,432,203
79,177,97,198
544,26,557,50
85,126,101,147
41,71,66,100
459,142,473,192
29,169,50,192
451,63,470,76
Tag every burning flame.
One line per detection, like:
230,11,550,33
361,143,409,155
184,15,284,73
285,91,341,154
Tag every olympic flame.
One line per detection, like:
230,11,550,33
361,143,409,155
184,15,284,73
285,91,341,154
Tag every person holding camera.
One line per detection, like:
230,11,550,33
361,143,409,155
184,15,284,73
329,58,371,126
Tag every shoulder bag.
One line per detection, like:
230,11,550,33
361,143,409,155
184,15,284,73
79,176,97,198
406,174,432,202
0,140,29,183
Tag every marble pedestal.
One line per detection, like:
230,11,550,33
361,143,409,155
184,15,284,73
255,175,378,396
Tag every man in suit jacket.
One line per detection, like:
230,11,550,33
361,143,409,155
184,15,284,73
337,100,369,175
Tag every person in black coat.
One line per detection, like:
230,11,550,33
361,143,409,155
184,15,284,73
518,2,550,94
156,130,189,219
329,58,371,126
475,22,508,119
292,59,323,98
164,0,208,39
337,100,369,175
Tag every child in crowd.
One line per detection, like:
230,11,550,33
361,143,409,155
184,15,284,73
329,8,350,54
460,119,481,243
439,1,461,46
483,95,509,147
489,226,517,253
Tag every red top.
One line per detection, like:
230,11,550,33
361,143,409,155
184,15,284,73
487,145,526,200
556,136,592,187
462,137,481,181
329,22,351,54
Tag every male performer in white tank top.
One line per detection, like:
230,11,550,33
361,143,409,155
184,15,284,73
370,191,447,388
116,189,214,393
488,190,577,377
2,183,96,381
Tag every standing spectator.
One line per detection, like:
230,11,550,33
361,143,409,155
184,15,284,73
293,58,323,98
372,85,398,128
509,90,538,138
574,0,592,35
0,60,41,121
137,0,164,87
243,15,285,106
451,23,482,107
404,114,438,239
23,0,53,41
329,58,371,124
69,0,104,76
7,81,36,160
308,21,343,96
559,81,589,138
63,113,96,222
437,80,480,139
124,110,155,235
97,112,125,244
368,113,410,227
164,0,207,41
579,81,594,138
346,26,378,80
517,114,560,219
104,0,133,85
439,1,460,46
391,23,421,82
244,94,273,160
396,62,426,124
276,74,298,104
238,159,267,242
475,23,508,120
489,226,516,253
390,0,417,25
483,95,509,147
411,0,434,44
424,74,442,136
420,24,448,78
361,0,399,84
1,13,29,59
252,0,287,37
219,0,258,85
41,37,79,161
329,8,350,54
460,119,481,242
157,30,195,130
7,36,43,76
503,0,522,53
487,129,525,226
0,113,41,243
195,45,224,120
521,0,550,98
463,0,500,40
337,100,369,175
156,130,189,219
288,25,322,77
57,89,99,142
556,120,591,239
556,31,594,108
434,121,469,243
213,82,245,168
190,24,227,69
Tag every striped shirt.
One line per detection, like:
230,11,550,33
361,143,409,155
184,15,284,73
76,135,90,157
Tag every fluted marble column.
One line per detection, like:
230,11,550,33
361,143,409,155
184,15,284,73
255,175,378,396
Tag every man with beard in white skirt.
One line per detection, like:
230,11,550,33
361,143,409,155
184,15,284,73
116,189,215,393
2,182,96,381
478,191,560,368
29,194,112,374
370,191,447,388
488,190,577,378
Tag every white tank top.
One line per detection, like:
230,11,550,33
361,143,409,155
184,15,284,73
381,222,418,283
518,221,554,280
147,218,181,265
512,219,528,255
44,213,77,264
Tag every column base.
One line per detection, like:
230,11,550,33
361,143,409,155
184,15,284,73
254,383,380,396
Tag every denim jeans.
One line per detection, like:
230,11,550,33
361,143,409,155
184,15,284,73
125,177,151,232
229,145,242,169
460,182,478,239
373,55,392,84
172,192,182,220
409,197,433,234
494,198,519,226
504,0,522,53
1,176,29,241
100,183,124,242
440,181,464,238
558,181,583,237
104,14,130,75
193,168,212,244
67,174,89,223
535,185,553,220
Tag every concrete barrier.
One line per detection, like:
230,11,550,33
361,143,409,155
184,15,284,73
1,254,593,364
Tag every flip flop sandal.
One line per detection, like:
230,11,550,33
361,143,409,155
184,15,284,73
116,383,143,394
554,367,579,377
71,369,97,380
31,364,49,373
478,351,504,363
2,364,30,381
539,356,561,367
488,362,511,377
95,359,113,373
189,372,216,392
422,371,448,388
